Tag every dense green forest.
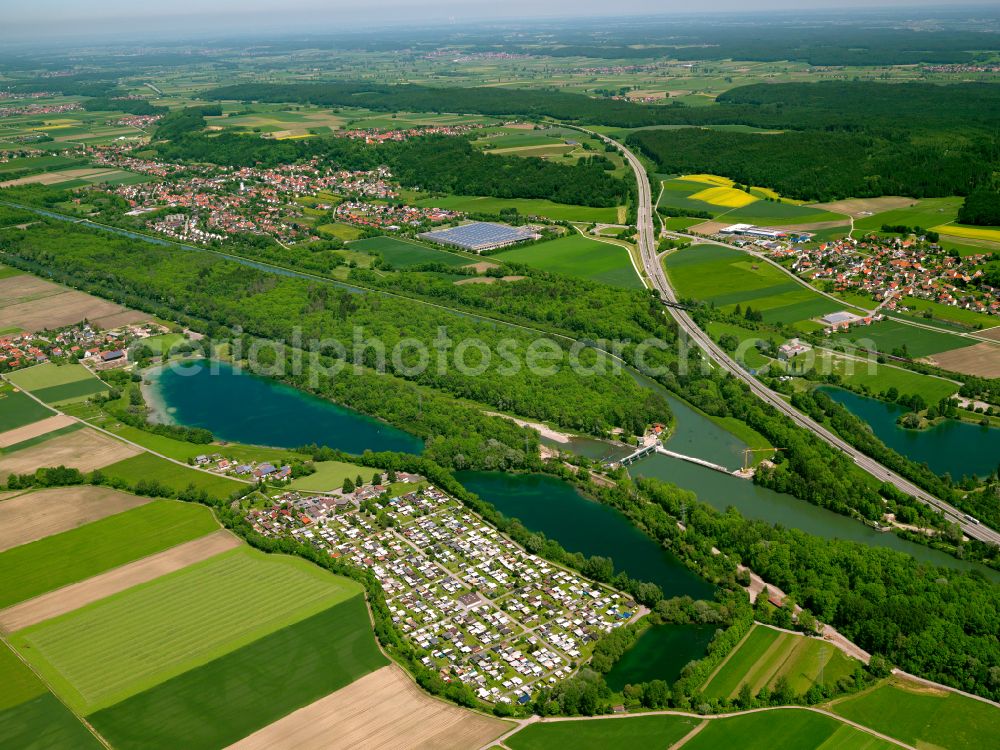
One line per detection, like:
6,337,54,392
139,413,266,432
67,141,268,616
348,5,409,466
628,127,992,202
153,109,628,207
958,187,1000,226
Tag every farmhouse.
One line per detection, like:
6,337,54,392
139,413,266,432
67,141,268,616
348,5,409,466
778,338,811,360
420,221,540,253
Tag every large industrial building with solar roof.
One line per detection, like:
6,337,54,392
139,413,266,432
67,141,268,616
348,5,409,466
419,221,541,253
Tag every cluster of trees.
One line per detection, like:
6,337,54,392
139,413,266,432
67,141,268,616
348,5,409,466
82,98,166,116
958,187,1000,226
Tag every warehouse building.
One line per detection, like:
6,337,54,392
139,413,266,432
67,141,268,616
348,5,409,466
420,221,540,253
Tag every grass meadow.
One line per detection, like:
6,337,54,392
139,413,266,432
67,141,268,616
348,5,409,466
288,459,380,492
494,233,642,288
411,194,620,223
831,678,1000,750
507,714,697,750
12,547,361,713
853,197,961,232
100,453,244,498
664,244,840,324
88,596,387,750
349,235,471,268
0,500,218,608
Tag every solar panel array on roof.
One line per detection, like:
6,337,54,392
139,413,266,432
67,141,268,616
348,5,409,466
420,222,538,253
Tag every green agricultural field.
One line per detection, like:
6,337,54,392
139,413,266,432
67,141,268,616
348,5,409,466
507,714,698,750
6,363,108,405
0,384,53,432
494,233,641,288
317,221,365,241
657,178,724,216
100,453,244,498
853,197,962,233
682,709,895,750
0,642,102,750
0,265,26,279
810,350,958,404
12,546,362,713
717,200,848,227
832,678,1000,750
830,319,974,358
895,298,998,330
0,499,218,608
411,194,620,223
703,625,857,700
89,596,387,750
348,236,470,268
664,244,840,323
289,459,381,492
663,216,703,231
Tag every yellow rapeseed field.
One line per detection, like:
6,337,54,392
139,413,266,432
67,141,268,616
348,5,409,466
932,224,1000,243
689,186,759,208
681,173,735,187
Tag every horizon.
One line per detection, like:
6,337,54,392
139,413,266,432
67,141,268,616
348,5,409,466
5,2,1000,44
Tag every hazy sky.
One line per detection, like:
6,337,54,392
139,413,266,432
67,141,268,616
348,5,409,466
5,1,996,42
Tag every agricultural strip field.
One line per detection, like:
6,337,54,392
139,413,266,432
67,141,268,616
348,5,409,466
0,499,219,608
100,452,245,498
0,273,148,333
348,235,471,268
923,341,1000,378
681,709,896,750
0,427,140,475
0,385,54,432
6,362,109,404
829,319,975,358
0,414,76,448
411,194,619,223
506,714,697,750
493,233,642,288
0,486,149,553
288,459,380,493
0,530,239,632
88,593,386,750
831,677,1000,750
932,223,1000,244
663,244,841,323
230,664,510,750
702,625,857,700
0,641,102,750
12,546,362,713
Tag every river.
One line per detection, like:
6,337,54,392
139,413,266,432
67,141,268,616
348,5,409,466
144,360,423,455
817,385,1000,479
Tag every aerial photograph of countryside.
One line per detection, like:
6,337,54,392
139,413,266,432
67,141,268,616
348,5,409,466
1,0,1000,748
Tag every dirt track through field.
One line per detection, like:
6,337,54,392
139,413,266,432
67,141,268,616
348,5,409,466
0,486,149,552
0,427,140,475
0,529,239,631
227,665,510,750
0,414,75,448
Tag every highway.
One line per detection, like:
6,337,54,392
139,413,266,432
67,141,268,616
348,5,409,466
596,130,1000,546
